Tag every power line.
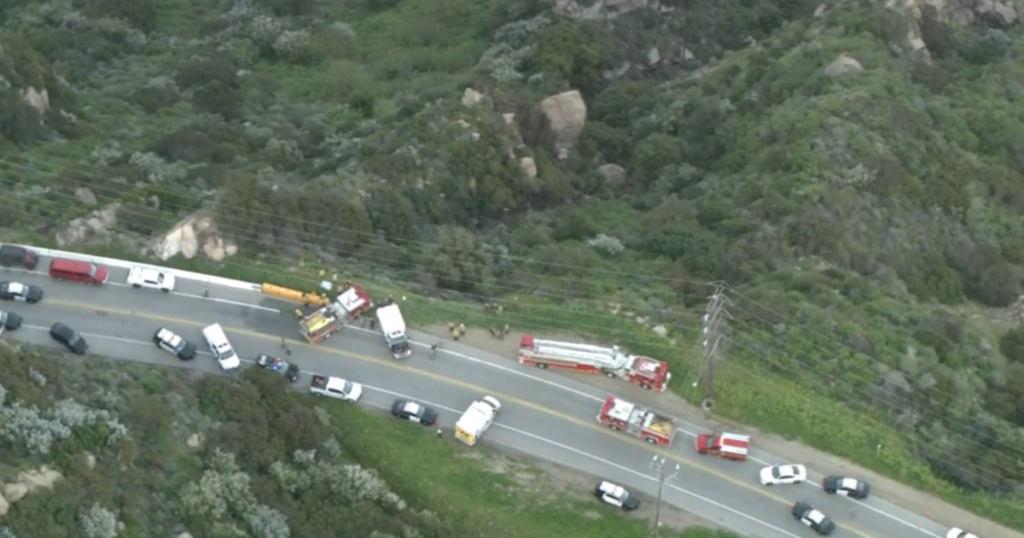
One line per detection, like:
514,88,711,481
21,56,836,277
2,196,1021,485
0,150,720,289
4,174,1023,474
0,157,721,308
3,160,1024,482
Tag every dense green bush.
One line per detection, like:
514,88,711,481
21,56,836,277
3,0,1024,524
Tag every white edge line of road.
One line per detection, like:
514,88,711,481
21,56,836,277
19,326,946,538
11,252,953,538
358,385,782,538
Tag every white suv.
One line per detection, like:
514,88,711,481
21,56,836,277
127,266,175,293
202,323,239,370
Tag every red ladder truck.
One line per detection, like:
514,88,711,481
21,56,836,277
695,432,751,462
519,335,671,391
597,395,676,446
298,285,373,344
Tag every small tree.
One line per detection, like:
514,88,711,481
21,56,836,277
79,503,117,538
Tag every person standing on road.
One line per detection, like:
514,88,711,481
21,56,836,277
429,343,439,360
436,426,443,438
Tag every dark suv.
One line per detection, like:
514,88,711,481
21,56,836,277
0,310,22,331
0,245,38,270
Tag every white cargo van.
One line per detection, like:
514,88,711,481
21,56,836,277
202,323,240,370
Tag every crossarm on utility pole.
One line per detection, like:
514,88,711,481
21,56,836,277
699,282,731,410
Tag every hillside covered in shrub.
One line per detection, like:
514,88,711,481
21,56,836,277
0,341,724,538
2,0,1024,526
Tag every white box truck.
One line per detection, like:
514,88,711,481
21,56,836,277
454,396,501,446
376,303,411,359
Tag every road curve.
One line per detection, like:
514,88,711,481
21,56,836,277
0,259,975,538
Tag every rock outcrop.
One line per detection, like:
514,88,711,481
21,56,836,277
150,215,237,262
21,87,49,115
56,205,119,247
539,90,587,158
598,164,627,188
75,187,98,205
518,157,537,179
461,88,483,107
887,0,1021,58
0,466,65,515
824,53,863,76
555,0,661,20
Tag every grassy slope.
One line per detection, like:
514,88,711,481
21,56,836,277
1,0,1022,530
331,402,710,538
3,234,1015,529
0,341,726,538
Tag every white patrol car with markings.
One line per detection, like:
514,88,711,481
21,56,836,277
594,481,640,511
821,476,870,499
0,281,43,303
791,502,835,536
153,327,197,360
127,267,175,293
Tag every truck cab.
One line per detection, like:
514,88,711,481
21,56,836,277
376,303,411,359
455,396,501,446
695,431,750,461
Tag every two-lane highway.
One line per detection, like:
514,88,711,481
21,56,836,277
0,259,989,538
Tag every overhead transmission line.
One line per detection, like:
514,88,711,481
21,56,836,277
4,157,1024,478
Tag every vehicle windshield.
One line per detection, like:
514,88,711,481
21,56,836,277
221,348,236,360
88,264,97,277
772,467,782,478
342,381,353,394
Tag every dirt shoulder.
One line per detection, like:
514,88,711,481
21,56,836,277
419,324,1020,538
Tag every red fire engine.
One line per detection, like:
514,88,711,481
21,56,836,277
298,285,373,344
597,395,676,446
695,432,750,462
518,335,672,392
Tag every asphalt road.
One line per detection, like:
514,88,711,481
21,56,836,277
0,260,967,538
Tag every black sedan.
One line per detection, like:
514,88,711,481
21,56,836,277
0,282,43,303
50,323,87,355
255,354,300,382
0,310,22,331
821,476,870,499
391,399,439,426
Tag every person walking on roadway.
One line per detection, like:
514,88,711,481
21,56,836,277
436,426,443,438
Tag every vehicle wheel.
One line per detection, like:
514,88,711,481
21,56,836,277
161,288,170,293
609,424,619,431
537,363,548,369
605,371,616,378
646,437,656,444
765,483,772,486
132,284,141,289
641,383,651,390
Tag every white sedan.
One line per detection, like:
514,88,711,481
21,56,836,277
759,464,807,485
127,266,175,292
947,528,980,538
